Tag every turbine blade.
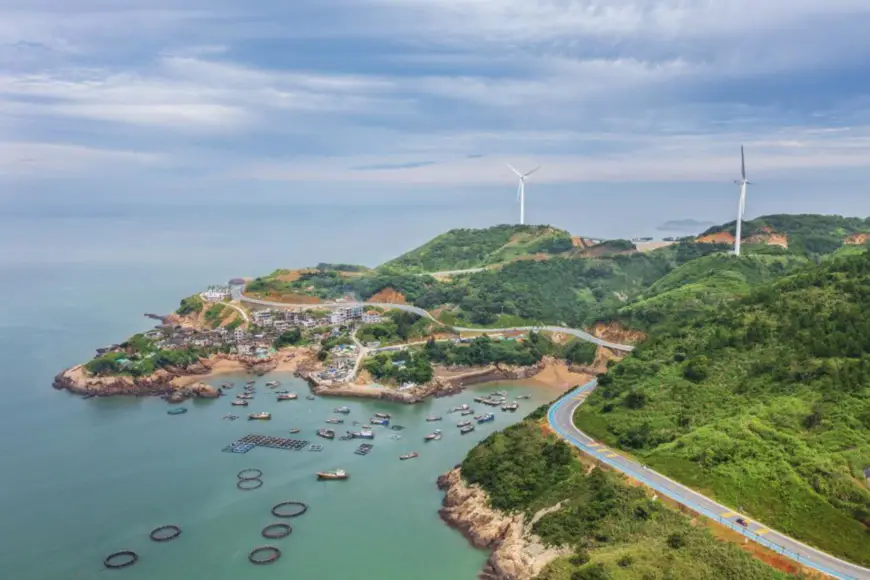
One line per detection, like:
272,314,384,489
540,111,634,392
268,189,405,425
741,145,746,181
506,163,523,178
523,166,541,177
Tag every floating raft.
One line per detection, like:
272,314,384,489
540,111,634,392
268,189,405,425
308,444,323,452
222,434,310,454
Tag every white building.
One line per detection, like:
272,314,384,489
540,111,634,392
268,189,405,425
228,278,246,300
362,311,384,324
252,309,274,325
329,305,364,326
233,327,246,342
201,285,230,302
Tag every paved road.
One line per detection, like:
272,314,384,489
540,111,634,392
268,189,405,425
548,381,870,580
239,295,634,352
225,301,250,323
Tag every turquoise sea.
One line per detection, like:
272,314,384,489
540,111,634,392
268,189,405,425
0,202,566,580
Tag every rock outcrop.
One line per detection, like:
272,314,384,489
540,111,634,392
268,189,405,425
53,361,221,401
437,468,569,580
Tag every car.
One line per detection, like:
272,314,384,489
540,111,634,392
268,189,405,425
735,517,748,527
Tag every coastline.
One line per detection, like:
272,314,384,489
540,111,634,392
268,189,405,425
437,467,569,580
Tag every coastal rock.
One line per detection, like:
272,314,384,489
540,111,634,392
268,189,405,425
52,363,219,401
246,357,279,375
437,467,568,580
188,382,220,398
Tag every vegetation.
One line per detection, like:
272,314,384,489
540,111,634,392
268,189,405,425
383,224,574,272
364,350,433,385
85,334,207,377
575,251,870,565
700,214,870,256
461,418,794,579
423,335,544,367
224,316,243,331
273,328,303,348
356,311,440,345
203,303,229,328
315,263,370,272
176,294,204,316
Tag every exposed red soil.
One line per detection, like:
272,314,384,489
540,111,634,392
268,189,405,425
590,321,646,345
571,236,596,249
696,231,736,244
274,269,316,283
368,287,408,304
845,233,870,245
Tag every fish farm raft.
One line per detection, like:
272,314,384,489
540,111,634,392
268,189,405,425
222,434,311,454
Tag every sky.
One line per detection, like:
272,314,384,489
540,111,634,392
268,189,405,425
3,0,870,236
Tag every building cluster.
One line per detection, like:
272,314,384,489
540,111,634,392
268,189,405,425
200,279,247,302
248,305,383,330
311,343,360,385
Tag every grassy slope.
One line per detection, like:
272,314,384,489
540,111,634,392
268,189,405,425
700,214,870,255
575,251,870,565
383,224,573,272
461,417,794,580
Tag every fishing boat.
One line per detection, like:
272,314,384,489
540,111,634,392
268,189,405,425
476,413,495,424
424,429,442,441
237,393,253,400
289,427,301,434
334,406,351,414
374,412,391,419
352,430,374,439
399,452,419,460
460,409,474,416
501,402,519,412
248,412,272,420
246,380,256,386
460,424,475,434
266,380,280,387
492,390,507,397
457,420,472,428
275,390,289,395
449,404,469,413
390,434,402,440
221,383,234,389
223,414,238,421
306,395,316,401
231,399,249,407
325,418,344,424
370,417,389,426
317,428,336,440
361,424,372,430
277,393,298,401
317,469,349,480
516,394,531,400
355,444,374,456
426,415,442,422
167,407,187,415
339,432,354,440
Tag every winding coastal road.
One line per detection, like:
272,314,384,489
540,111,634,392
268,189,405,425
238,295,634,352
548,381,870,580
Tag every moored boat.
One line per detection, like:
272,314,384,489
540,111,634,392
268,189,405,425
277,393,298,401
325,418,344,424
246,380,256,386
399,452,419,460
289,427,301,434
167,407,187,415
374,412,391,419
390,425,405,431
352,430,374,439
460,409,474,416
449,404,469,413
317,469,349,480
460,424,475,434
306,395,316,400
457,420,472,428
355,444,374,456
231,399,249,407
339,432,354,440
476,413,495,424
317,428,336,440
390,434,402,440
370,417,389,426
424,429,442,441
248,412,271,420
516,394,531,400
266,380,280,387
426,415,442,422
223,414,238,420
501,402,519,412
334,406,351,414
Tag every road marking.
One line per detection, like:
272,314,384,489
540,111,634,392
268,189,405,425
756,528,770,536
587,442,600,447
721,511,735,518
605,453,617,458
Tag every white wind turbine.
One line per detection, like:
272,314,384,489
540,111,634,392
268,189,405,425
733,146,751,256
506,164,540,225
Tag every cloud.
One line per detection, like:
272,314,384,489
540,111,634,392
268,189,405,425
353,161,436,171
0,142,161,176
657,218,716,232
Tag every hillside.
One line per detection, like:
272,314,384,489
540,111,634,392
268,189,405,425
382,224,574,273
698,214,870,255
457,414,795,579
575,251,870,565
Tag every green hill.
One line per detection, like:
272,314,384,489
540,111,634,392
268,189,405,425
575,251,870,565
459,414,794,579
382,224,574,273
700,213,870,255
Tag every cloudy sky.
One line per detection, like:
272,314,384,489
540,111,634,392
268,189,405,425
3,1,870,234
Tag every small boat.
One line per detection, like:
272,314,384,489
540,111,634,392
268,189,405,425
221,383,234,389
325,418,344,424
246,380,256,386
361,424,372,430
355,444,374,456
460,409,474,416
516,394,531,400
266,380,280,387
399,452,419,460
339,432,354,441
334,406,351,414
374,412,391,419
277,393,298,401
309,444,323,452
248,412,271,420
370,418,389,426
492,390,507,397
457,420,472,428
275,390,289,395
426,415,442,422
317,469,349,480
352,430,374,439
476,413,495,424
424,429,442,441
306,395,316,401
460,424,475,434
223,414,238,421
237,393,253,400
317,428,336,440
390,425,405,431
231,400,249,407
501,402,519,412
449,404,469,413
167,407,187,415
390,434,402,440
289,427,301,434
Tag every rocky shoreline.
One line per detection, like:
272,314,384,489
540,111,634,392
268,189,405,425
437,467,569,580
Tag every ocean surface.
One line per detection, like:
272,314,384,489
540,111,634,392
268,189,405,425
0,202,566,580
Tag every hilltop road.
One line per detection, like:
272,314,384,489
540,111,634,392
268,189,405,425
548,380,870,580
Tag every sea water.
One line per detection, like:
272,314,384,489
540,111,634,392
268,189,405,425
0,203,566,580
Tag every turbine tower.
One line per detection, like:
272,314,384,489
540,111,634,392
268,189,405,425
506,164,540,225
733,146,751,256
